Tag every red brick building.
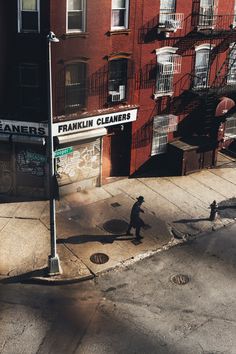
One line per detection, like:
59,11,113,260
1,0,236,197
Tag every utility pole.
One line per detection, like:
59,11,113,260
47,31,61,275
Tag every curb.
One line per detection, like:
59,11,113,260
1,218,235,285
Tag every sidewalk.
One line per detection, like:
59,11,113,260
1,153,236,284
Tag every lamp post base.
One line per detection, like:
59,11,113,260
48,255,62,275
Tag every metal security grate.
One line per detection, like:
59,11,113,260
171,274,190,285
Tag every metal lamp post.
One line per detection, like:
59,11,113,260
47,31,61,275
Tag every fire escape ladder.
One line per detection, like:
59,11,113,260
202,42,236,136
210,42,236,89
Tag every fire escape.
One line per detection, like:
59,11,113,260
139,0,236,173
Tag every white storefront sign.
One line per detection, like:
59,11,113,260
53,108,138,136
0,119,48,136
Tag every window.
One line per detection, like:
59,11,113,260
159,0,175,24
19,64,40,109
194,46,210,89
224,115,236,139
155,48,181,96
227,44,236,85
198,0,218,27
111,0,129,30
65,62,87,111
18,0,40,33
108,59,127,102
151,115,178,155
67,0,86,32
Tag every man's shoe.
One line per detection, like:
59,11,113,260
136,235,143,240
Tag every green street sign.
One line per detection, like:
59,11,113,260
54,147,73,158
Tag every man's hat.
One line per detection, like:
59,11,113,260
137,196,145,202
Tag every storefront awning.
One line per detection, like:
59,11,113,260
57,128,107,144
0,134,10,142
11,135,46,145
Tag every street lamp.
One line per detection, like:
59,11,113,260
47,31,61,275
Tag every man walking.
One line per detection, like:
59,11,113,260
126,196,145,240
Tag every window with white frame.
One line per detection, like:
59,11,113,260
18,0,40,33
194,46,210,89
65,62,87,111
227,44,236,85
155,48,181,96
108,58,127,102
111,0,129,30
19,64,40,109
151,115,178,155
67,0,86,32
224,114,236,139
159,0,183,30
199,0,218,27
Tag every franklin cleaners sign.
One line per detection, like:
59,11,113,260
53,108,138,136
0,119,48,136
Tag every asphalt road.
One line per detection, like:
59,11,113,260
1,224,236,354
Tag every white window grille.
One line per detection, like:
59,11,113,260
194,48,210,89
159,1,183,31
111,0,129,30
159,13,184,31
151,115,178,155
224,115,236,139
198,0,218,28
155,52,182,95
227,44,236,85
67,0,86,32
151,133,168,155
18,0,40,33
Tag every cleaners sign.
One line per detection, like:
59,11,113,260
53,108,138,136
0,119,48,136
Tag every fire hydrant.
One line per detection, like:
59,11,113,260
209,200,218,221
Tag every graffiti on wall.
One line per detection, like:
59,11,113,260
56,140,101,185
0,160,12,193
16,149,46,177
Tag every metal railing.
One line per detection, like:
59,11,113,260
158,13,184,31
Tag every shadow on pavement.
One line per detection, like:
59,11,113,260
0,267,47,284
174,217,209,224
57,234,135,245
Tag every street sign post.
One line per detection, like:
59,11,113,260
54,147,73,158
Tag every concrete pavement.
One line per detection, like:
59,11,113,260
1,152,236,283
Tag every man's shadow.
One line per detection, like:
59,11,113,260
57,234,135,245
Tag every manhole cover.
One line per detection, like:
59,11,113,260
171,274,190,285
103,219,129,234
90,253,109,264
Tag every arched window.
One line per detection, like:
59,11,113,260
108,58,128,102
155,47,181,97
65,62,87,112
194,44,212,89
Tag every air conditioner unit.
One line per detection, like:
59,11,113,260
109,85,126,102
110,92,121,102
